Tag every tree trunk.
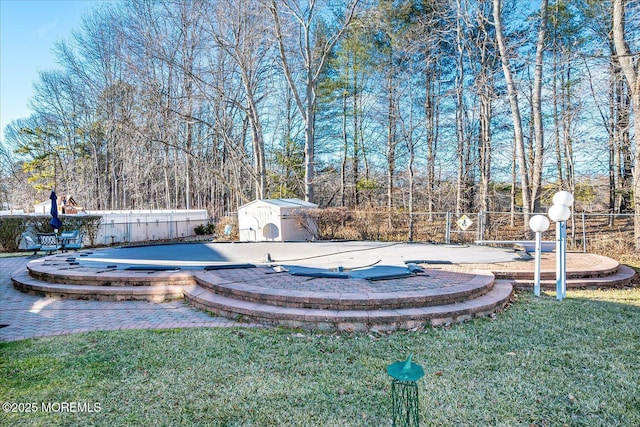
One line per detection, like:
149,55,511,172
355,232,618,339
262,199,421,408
304,72,315,203
479,87,491,219
353,71,360,206
613,59,632,214
455,0,466,215
608,50,616,224
612,0,640,248
552,41,563,186
531,0,548,213
386,68,396,225
425,56,437,221
476,0,493,224
493,0,531,232
269,0,358,205
341,89,348,207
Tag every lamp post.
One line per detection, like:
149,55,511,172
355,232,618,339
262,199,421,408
529,215,550,297
548,191,573,301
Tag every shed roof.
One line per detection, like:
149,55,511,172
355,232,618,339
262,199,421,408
239,198,318,210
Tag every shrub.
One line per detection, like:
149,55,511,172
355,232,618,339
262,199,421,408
26,215,102,245
0,216,27,252
194,222,215,235
294,207,351,240
0,214,103,252
59,215,103,246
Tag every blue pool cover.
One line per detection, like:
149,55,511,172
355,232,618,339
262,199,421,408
283,265,422,281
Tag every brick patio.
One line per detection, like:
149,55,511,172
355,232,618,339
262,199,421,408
3,246,634,340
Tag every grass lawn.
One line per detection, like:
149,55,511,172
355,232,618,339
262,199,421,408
1,289,639,426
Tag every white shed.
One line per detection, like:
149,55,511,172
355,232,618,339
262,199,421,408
237,198,318,242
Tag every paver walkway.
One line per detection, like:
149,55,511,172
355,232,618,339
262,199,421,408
0,257,254,343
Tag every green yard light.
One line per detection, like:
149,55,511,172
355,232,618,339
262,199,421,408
387,354,424,427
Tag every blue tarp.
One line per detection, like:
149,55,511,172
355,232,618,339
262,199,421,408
283,265,416,281
125,266,181,271
204,263,256,271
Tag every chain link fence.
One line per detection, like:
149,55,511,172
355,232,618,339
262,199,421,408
308,209,636,254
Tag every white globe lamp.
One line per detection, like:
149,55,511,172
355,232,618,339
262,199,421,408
529,215,550,297
548,191,573,301
529,215,550,233
548,204,570,223
552,190,574,207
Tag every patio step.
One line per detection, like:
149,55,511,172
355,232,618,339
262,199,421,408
444,253,636,291
11,270,185,302
511,264,636,290
183,280,514,332
13,250,633,332
192,268,495,310
491,253,621,280
27,260,196,287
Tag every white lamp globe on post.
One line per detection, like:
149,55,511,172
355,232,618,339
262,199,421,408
548,204,570,223
529,215,550,297
552,191,574,208
548,192,573,301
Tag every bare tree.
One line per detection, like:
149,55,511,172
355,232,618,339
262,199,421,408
269,0,359,204
612,0,640,248
206,0,273,200
530,0,548,213
492,0,531,231
418,4,446,220
453,0,476,215
474,0,495,220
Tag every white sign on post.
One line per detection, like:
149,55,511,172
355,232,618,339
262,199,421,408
457,215,473,231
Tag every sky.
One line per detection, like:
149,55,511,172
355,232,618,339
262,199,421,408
0,0,108,145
